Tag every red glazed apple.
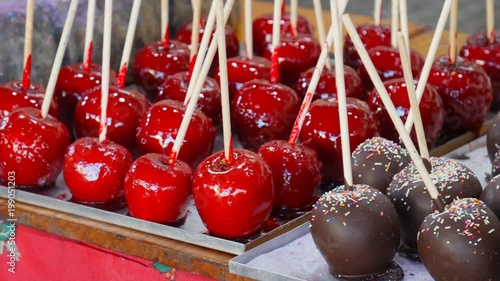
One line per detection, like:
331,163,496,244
0,107,70,188
157,71,221,122
344,24,391,70
0,81,59,118
262,33,322,86
231,79,300,150
63,137,133,210
294,65,365,101
133,40,190,97
300,98,380,185
358,46,425,91
427,55,493,138
124,153,192,225
55,63,117,133
258,140,322,215
73,85,149,151
253,13,314,56
214,56,271,100
193,149,274,239
136,99,216,168
367,78,445,148
460,31,500,110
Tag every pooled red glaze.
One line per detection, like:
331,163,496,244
124,153,192,225
358,46,425,91
231,79,300,150
460,31,500,110
427,55,493,137
133,40,190,97
157,71,221,122
252,13,314,56
344,24,392,70
299,98,380,184
258,140,322,211
294,66,365,101
262,33,322,86
0,107,70,188
193,149,274,239
55,63,117,132
136,99,216,168
73,85,149,152
367,78,445,148
214,56,271,100
63,137,133,205
0,81,59,118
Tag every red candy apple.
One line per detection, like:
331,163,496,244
294,65,365,101
231,79,300,150
136,99,216,168
427,55,493,137
258,140,322,215
299,98,380,185
193,149,274,239
124,153,192,225
0,107,70,188
73,85,149,151
63,137,133,210
133,40,190,97
0,81,59,118
367,78,445,148
460,31,500,110
344,24,391,70
157,71,221,122
253,13,314,56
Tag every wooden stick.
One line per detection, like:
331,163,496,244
404,0,453,133
116,0,142,89
398,33,429,160
161,0,169,43
99,0,113,143
216,0,232,163
83,0,96,72
40,0,79,119
487,0,495,43
245,0,253,59
190,0,202,60
374,0,383,26
343,14,441,205
288,26,335,144
313,0,331,70
449,0,458,63
391,0,399,48
399,0,410,55
290,0,298,37
339,0,349,14
22,0,34,90
270,0,284,83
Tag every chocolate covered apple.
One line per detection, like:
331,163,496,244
343,24,391,70
487,113,500,162
0,81,59,119
482,174,500,219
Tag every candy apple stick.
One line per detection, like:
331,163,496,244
487,0,495,43
374,0,383,26
40,0,79,119
245,0,253,59
190,0,202,60
116,0,142,88
343,14,442,210
83,0,96,72
161,0,169,44
313,0,331,70
391,0,399,48
99,0,113,142
22,0,34,90
290,0,298,37
449,0,458,63
399,0,410,55
270,0,284,83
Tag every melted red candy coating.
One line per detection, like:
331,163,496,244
124,153,192,225
0,81,59,119
299,98,380,184
344,24,392,70
73,85,149,152
193,149,274,239
0,107,70,187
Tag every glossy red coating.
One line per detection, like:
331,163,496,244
0,107,70,187
299,98,380,184
136,99,216,168
344,24,391,70
258,140,322,210
231,79,300,150
0,81,59,118
193,149,274,239
427,55,493,136
73,85,149,152
124,153,192,225
63,137,133,204
367,78,445,148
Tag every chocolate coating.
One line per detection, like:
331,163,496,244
492,150,500,178
418,198,500,281
487,113,500,162
310,185,401,279
352,137,410,194
481,174,500,219
387,157,483,252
